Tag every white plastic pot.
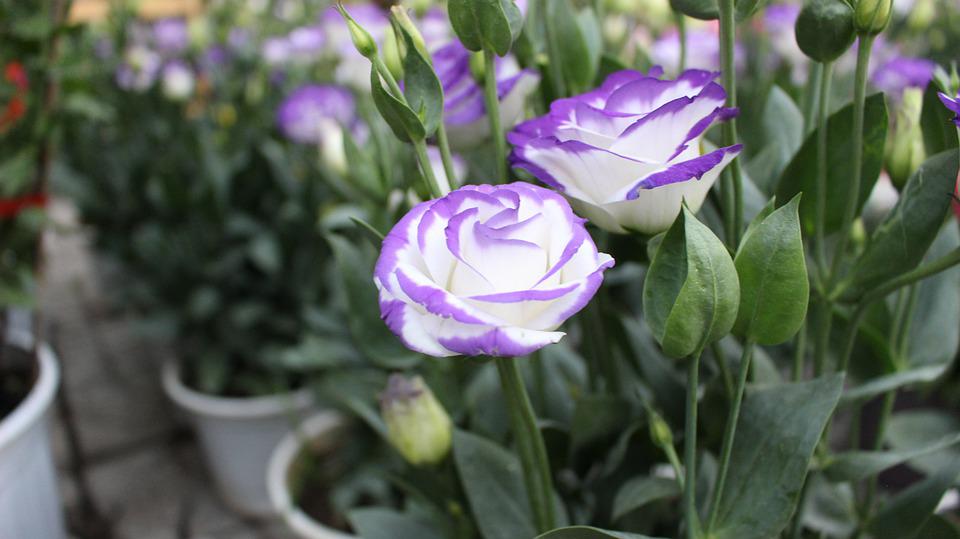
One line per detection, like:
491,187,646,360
0,332,67,539
267,412,356,539
162,362,314,517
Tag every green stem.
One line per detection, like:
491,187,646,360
813,298,833,376
861,391,895,517
675,10,687,72
859,246,960,305
793,321,808,381
664,442,686,491
683,348,704,539
483,49,509,184
718,0,744,247
829,35,875,283
814,61,834,276
789,477,812,539
413,139,444,199
542,0,567,98
711,340,734,401
895,285,919,361
801,62,824,136
705,341,754,533
434,124,457,193
495,358,557,533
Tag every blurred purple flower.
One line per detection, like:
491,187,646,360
761,3,807,83
277,84,356,144
153,18,190,54
288,25,326,58
651,25,745,75
433,40,540,149
262,37,292,66
228,27,253,51
116,45,162,91
939,92,960,127
871,56,935,98
201,45,230,71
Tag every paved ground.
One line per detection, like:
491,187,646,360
40,199,297,539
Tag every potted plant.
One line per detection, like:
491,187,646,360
0,0,70,536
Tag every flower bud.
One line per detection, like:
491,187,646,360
647,408,674,449
390,6,429,60
794,0,855,63
381,26,404,81
380,374,452,466
469,50,486,83
337,4,379,59
885,87,925,188
854,0,891,35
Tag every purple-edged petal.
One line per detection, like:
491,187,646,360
437,326,565,357
621,144,743,199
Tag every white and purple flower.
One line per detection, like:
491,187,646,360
939,91,960,128
277,84,356,144
509,69,742,234
116,45,162,92
433,41,540,149
375,183,614,357
872,56,935,98
153,18,190,54
160,60,195,101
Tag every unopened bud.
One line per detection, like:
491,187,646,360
648,408,674,448
854,0,891,35
382,26,404,81
337,3,378,59
469,51,486,83
885,87,925,188
380,374,452,466
390,6,429,60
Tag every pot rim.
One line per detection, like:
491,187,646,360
0,331,59,452
162,361,313,419
267,412,357,539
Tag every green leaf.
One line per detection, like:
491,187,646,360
838,150,960,301
348,507,446,539
775,93,888,236
537,527,663,539
448,0,518,55
885,410,960,477
570,394,632,453
395,21,444,136
453,429,537,539
742,87,804,195
643,206,740,358
921,83,959,156
733,195,809,345
370,67,426,143
711,374,845,539
612,476,681,521
326,234,421,369
917,515,960,538
868,457,960,539
823,431,960,482
545,0,600,94
248,233,281,274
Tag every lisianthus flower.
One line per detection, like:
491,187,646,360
433,40,540,149
153,18,190,54
872,56,935,98
276,84,356,144
937,91,960,128
161,60,195,101
509,69,741,234
650,24,745,75
262,37,292,66
760,3,808,84
288,25,326,61
116,45,162,91
375,183,614,357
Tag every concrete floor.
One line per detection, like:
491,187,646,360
40,199,297,539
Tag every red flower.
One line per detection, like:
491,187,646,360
4,62,28,91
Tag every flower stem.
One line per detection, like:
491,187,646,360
814,61,834,277
801,62,824,136
860,391,895,518
413,138,444,199
859,246,960,305
483,49,509,184
495,357,556,533
675,10,687,72
705,340,754,533
683,348,704,539
813,297,833,376
718,0,744,247
711,340,734,401
793,321,807,381
829,35,875,283
435,123,457,193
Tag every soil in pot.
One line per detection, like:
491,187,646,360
0,341,37,420
287,424,383,534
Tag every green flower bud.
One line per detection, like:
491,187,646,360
795,0,856,63
380,374,452,467
885,87,926,187
648,408,674,448
337,3,379,59
382,26,404,82
390,6,430,60
469,50,486,83
854,0,892,35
